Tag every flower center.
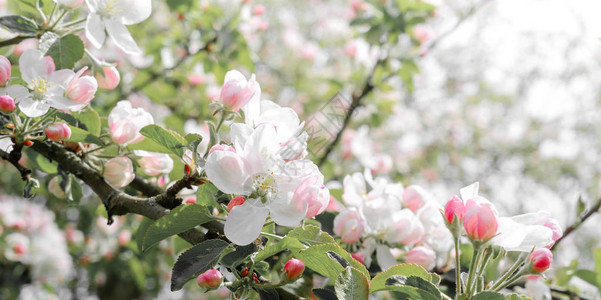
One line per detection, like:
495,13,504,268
250,171,278,204
99,0,122,17
32,78,50,100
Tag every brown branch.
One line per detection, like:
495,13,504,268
0,35,35,48
551,197,601,251
0,145,31,181
29,140,225,244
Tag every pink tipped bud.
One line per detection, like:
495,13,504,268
45,122,71,142
462,196,499,242
218,70,258,112
103,157,135,188
406,246,436,270
529,248,552,273
66,68,97,104
0,95,16,113
197,269,223,290
0,55,11,86
444,195,465,224
333,209,366,244
185,197,196,204
96,66,121,90
284,258,305,280
351,252,365,265
227,196,246,211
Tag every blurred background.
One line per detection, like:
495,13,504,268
1,0,600,298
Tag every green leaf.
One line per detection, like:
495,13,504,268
142,204,216,252
127,136,173,154
127,258,146,289
135,217,154,254
370,263,436,293
220,244,256,268
505,294,532,300
65,125,104,145
404,276,441,299
471,291,505,300
45,34,84,69
335,266,370,300
139,124,187,158
0,15,38,34
184,133,203,151
286,225,336,246
166,0,195,12
196,182,220,206
170,239,231,291
574,269,599,288
377,285,440,300
73,107,101,136
254,237,306,262
294,243,369,280
25,148,57,174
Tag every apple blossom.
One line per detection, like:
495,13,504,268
284,258,305,280
108,100,154,145
293,175,330,218
65,67,98,104
386,209,425,245
103,157,135,188
197,269,223,290
352,252,365,264
402,185,430,212
0,95,15,113
406,246,436,270
333,208,366,243
529,248,553,273
134,150,174,176
205,123,326,245
85,0,152,54
0,55,10,86
218,70,259,112
45,122,71,142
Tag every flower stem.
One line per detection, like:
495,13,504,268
261,232,284,240
489,253,526,291
465,243,482,298
49,10,68,31
454,236,462,296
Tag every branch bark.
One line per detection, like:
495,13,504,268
551,197,601,251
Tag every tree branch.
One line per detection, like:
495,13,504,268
0,35,35,48
551,197,601,251
0,145,31,181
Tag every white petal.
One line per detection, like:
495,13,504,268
460,182,479,201
242,76,262,127
269,192,307,227
376,245,397,270
85,0,99,12
230,123,253,151
224,202,269,245
243,124,281,174
18,98,50,117
85,13,106,49
5,85,30,99
105,19,141,55
19,49,46,83
116,0,152,25
205,150,251,195
49,69,75,88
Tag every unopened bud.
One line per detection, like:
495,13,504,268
197,269,223,290
284,258,305,280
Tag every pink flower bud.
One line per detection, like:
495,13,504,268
218,70,258,112
227,196,246,211
529,248,552,273
108,101,154,145
402,185,428,212
462,196,499,242
185,197,196,204
444,195,465,224
284,258,305,280
253,5,265,15
406,246,436,270
103,157,135,188
66,68,97,104
96,66,121,90
134,150,174,176
197,269,223,290
0,95,16,113
0,55,11,86
45,122,71,142
333,209,366,244
118,231,131,247
292,176,329,218
351,252,365,265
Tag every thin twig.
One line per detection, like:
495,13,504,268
551,197,601,251
0,35,35,48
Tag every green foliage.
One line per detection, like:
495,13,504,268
139,124,188,158
286,225,336,246
141,204,216,252
294,243,368,280
72,107,102,136
254,237,305,262
335,266,370,300
370,263,439,293
0,15,38,34
45,34,84,69
65,125,104,145
471,291,505,300
135,217,154,254
170,239,231,291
